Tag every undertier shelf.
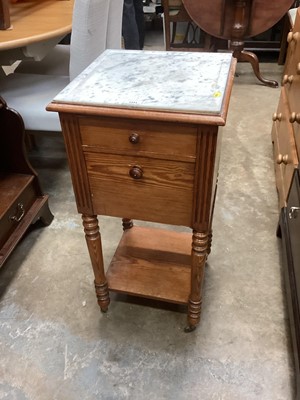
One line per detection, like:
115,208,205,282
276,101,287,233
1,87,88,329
106,225,192,304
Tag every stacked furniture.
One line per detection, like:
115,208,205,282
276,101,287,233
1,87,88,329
271,7,300,399
0,97,53,267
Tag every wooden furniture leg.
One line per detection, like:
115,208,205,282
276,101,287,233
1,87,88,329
32,200,54,226
122,218,133,231
82,214,110,312
233,49,279,87
185,230,208,332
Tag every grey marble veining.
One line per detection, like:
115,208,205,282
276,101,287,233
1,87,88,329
53,49,233,114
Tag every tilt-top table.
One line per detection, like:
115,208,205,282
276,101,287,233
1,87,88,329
47,49,236,331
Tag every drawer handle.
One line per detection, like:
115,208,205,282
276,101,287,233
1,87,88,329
289,112,300,124
9,203,25,222
129,133,140,144
272,112,282,122
129,165,143,180
276,154,289,165
282,74,294,85
289,206,300,219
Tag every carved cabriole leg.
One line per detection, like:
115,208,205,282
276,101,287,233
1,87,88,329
233,49,278,88
122,218,133,231
185,230,208,332
82,214,110,312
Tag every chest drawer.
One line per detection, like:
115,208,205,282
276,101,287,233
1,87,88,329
0,174,37,249
85,152,195,226
272,88,298,207
284,9,300,76
283,79,300,157
79,117,197,161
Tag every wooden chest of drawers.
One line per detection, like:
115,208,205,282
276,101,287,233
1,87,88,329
48,49,236,331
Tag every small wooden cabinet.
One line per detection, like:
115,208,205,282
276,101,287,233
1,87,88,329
272,7,300,400
48,49,236,331
0,97,53,267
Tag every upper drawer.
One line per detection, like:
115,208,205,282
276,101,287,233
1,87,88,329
78,116,197,161
284,9,300,76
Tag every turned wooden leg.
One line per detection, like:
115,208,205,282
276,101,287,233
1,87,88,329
234,49,278,88
122,218,133,231
82,214,110,312
185,230,208,332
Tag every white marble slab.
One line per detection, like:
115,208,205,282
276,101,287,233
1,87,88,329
54,49,233,115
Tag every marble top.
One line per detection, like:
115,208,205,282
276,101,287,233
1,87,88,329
53,49,233,115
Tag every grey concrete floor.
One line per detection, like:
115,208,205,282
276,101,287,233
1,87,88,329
0,31,295,400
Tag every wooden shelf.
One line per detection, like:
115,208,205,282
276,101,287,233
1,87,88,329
106,226,192,304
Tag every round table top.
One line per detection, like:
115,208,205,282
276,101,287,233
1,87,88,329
0,0,74,51
182,0,295,40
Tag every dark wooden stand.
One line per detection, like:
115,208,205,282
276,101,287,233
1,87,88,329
0,97,53,267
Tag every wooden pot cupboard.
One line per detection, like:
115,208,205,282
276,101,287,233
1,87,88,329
48,49,236,331
271,7,300,399
0,97,53,267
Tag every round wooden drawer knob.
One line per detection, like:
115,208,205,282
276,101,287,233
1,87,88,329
276,154,289,165
289,112,300,124
272,112,282,121
129,165,143,179
129,133,140,144
282,74,294,84
287,31,300,43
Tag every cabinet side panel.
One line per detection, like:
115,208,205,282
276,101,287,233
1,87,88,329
59,114,93,214
192,125,219,231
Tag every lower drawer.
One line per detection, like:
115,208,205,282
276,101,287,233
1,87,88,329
85,152,195,226
0,174,36,249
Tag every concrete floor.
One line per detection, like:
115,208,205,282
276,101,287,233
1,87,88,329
0,30,296,399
